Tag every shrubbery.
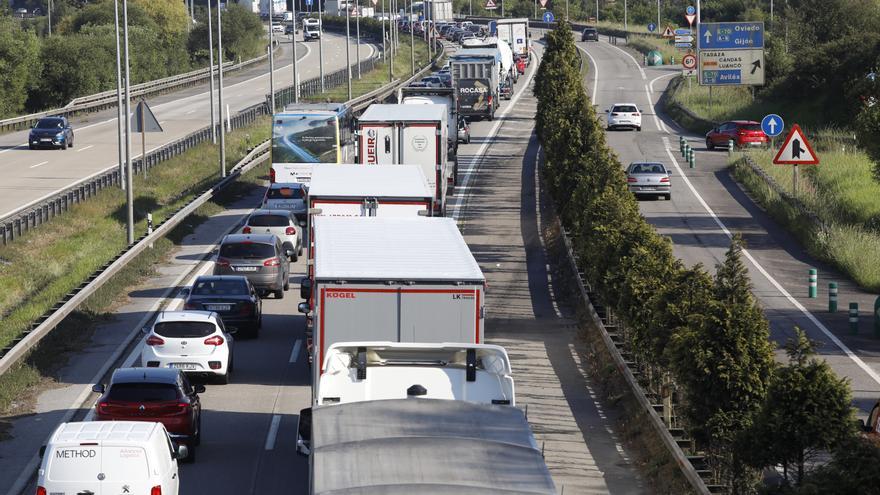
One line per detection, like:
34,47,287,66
535,21,864,492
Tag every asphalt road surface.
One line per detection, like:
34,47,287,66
0,32,376,220
578,34,880,417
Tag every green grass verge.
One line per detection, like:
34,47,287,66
731,149,880,291
305,37,433,102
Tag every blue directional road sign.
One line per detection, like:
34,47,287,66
648,23,656,32
698,22,764,49
674,28,690,36
761,114,784,137
686,5,696,15
488,20,497,35
543,11,554,23
305,0,313,5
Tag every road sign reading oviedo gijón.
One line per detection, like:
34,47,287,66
698,22,765,87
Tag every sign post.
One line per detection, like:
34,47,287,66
772,123,819,197
131,100,163,180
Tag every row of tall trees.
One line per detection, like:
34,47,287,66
0,0,264,118
535,21,874,493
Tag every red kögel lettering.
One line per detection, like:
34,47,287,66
328,292,356,299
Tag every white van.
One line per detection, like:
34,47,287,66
37,421,185,495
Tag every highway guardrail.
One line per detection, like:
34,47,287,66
0,36,444,380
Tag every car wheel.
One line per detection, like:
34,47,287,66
193,417,202,446
637,126,642,132
665,194,672,200
217,362,231,385
28,144,34,150
291,251,298,262
249,322,260,339
182,445,196,463
298,243,303,257
275,289,285,299
706,138,714,150
283,277,290,291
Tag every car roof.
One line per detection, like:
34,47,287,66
194,274,249,283
250,209,292,216
110,367,180,385
729,120,759,125
611,103,639,107
154,310,219,324
221,233,278,244
52,421,161,445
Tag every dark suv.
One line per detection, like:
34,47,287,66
29,116,74,150
582,27,599,41
93,368,204,462
214,234,290,298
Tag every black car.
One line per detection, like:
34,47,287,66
184,275,263,337
285,24,295,35
582,27,599,41
29,116,74,150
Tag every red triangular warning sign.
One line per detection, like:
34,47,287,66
485,0,497,8
662,26,674,38
773,124,819,165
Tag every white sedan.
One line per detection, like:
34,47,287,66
141,311,234,384
606,103,642,131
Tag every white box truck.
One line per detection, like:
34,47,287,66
398,86,459,181
356,104,452,215
462,37,517,82
496,17,531,62
450,49,500,121
298,216,486,392
316,342,516,406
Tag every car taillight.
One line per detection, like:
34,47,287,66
216,257,231,268
270,168,276,183
285,226,296,235
633,113,640,116
242,226,252,234
184,302,198,310
263,257,281,267
611,113,619,116
146,335,165,346
660,177,670,183
627,177,638,182
204,335,225,346
239,302,253,315
97,402,110,415
36,487,46,495
488,95,493,106
151,486,162,495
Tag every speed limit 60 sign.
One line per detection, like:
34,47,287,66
682,53,697,70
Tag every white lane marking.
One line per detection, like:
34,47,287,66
0,145,27,155
644,85,662,131
602,39,646,80
452,50,540,220
29,161,48,169
186,110,196,115
660,137,880,386
648,72,676,93
76,144,94,152
576,45,599,103
535,145,563,318
264,414,282,450
289,339,303,363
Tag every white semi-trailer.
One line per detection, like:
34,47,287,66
496,17,531,62
298,216,485,391
356,104,452,213
295,399,557,495
316,342,516,406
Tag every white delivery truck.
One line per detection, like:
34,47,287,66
295,399,557,495
356,104,452,214
316,342,516,406
462,37,516,82
303,17,321,40
496,17,530,63
37,421,187,495
298,216,486,392
450,49,500,121
398,86,459,177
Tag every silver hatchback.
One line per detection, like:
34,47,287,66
213,234,291,299
626,162,672,200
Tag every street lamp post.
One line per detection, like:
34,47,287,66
319,0,325,91
292,0,299,103
113,0,125,188
269,9,276,111
409,0,414,75
122,0,134,245
208,0,217,143
345,0,353,100
217,1,227,178
356,0,361,79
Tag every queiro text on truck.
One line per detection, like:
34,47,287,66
298,216,485,393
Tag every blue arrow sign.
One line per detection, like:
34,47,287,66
305,0,313,5
698,22,764,49
543,11,554,23
674,28,690,35
761,114,784,137
686,5,696,15
648,23,656,32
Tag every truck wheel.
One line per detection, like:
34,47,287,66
275,289,285,299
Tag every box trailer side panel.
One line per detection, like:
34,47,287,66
399,289,482,343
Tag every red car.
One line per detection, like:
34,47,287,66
514,55,526,75
705,120,769,150
93,367,204,461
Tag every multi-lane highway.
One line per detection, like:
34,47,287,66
2,32,648,495
0,33,375,220
576,34,880,416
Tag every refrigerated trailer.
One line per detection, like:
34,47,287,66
496,17,531,62
356,104,452,214
298,216,485,393
295,399,557,495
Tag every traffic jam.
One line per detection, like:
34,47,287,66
33,17,559,495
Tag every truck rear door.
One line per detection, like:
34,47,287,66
44,444,103,495
317,286,399,370
512,23,528,57
100,444,154,495
399,287,482,343
359,124,395,165
400,124,441,209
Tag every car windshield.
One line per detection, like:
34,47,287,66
248,214,289,227
192,279,248,296
585,28,597,33
629,163,667,174
154,321,216,338
219,241,276,259
267,186,305,199
35,119,63,129
740,123,762,131
613,105,638,113
107,383,179,402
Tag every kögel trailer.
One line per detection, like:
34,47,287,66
356,104,452,214
295,399,557,495
298,216,485,393
316,342,516,406
450,49,500,121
